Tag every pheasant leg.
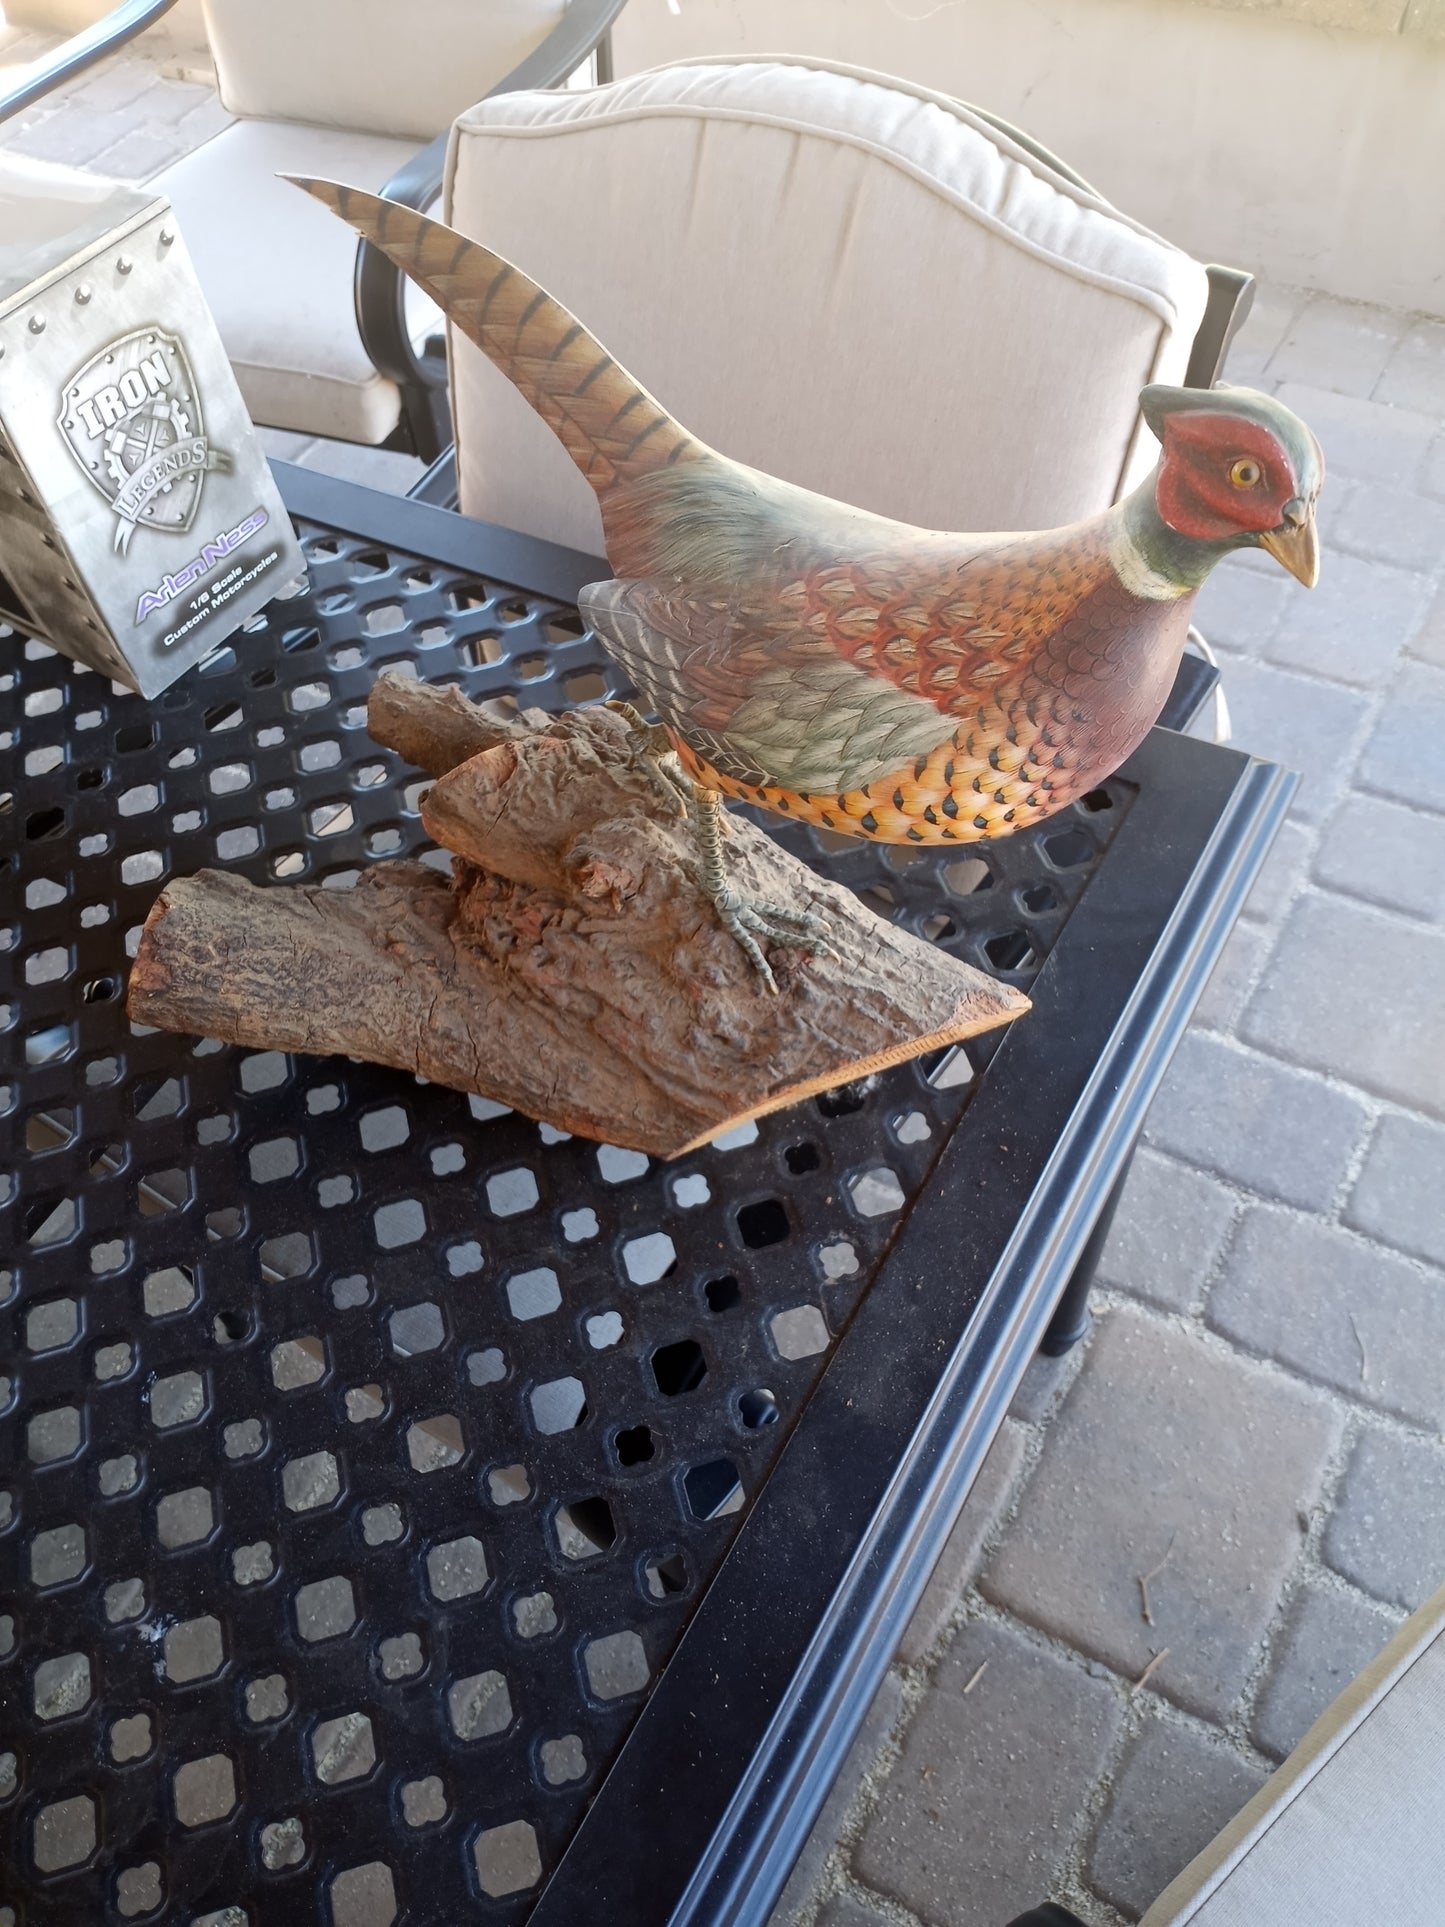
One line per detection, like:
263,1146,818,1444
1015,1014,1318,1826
605,699,690,817
688,782,832,993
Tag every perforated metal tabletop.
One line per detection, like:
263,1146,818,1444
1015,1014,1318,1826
0,464,1291,1927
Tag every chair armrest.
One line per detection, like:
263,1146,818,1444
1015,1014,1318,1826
353,129,451,391
354,0,628,402
1184,265,1256,388
0,0,181,126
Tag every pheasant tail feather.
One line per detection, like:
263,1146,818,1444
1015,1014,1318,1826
284,177,703,501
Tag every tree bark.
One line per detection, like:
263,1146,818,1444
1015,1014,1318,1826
128,675,1028,1157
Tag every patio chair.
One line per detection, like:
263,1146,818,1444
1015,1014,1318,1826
1007,1577,1445,1926
426,56,1253,560
0,0,627,460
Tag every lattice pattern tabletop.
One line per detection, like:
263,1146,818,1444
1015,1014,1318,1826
0,497,1132,1926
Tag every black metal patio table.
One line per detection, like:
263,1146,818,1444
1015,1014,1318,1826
0,461,1293,1927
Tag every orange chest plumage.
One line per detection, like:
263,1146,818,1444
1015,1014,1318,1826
674,554,1197,846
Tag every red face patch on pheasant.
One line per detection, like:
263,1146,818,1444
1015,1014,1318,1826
1156,411,1307,542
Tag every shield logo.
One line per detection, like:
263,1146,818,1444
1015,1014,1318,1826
57,328,230,552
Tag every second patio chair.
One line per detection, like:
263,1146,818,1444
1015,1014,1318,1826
155,0,626,459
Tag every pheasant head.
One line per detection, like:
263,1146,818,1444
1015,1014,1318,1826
1122,384,1324,595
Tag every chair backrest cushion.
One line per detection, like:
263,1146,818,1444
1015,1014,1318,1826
200,0,567,141
444,55,1210,555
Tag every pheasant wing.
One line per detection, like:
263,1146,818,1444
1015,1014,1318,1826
582,577,958,794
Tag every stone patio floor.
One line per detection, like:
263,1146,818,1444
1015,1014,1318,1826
4,22,1442,1927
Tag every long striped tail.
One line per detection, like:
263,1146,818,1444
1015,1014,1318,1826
284,177,705,502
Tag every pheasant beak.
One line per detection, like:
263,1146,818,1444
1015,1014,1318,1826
1258,498,1319,588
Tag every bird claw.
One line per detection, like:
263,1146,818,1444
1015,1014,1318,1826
711,892,835,994
605,699,690,817
682,778,833,990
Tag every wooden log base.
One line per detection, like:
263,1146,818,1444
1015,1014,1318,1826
127,676,1030,1158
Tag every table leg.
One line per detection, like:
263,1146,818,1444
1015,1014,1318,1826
1002,1906,1090,1927
1039,1145,1137,1356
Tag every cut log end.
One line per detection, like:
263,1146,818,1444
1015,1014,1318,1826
127,678,1029,1157
669,1011,1009,1157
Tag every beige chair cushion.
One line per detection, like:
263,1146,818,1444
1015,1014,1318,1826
445,55,1209,556
1143,1583,1445,1925
200,0,568,142
156,119,427,444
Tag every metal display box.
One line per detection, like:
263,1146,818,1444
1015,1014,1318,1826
0,158,304,696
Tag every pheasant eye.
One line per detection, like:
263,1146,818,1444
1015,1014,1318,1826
1229,458,1261,488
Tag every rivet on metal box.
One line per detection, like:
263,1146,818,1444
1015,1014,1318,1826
0,154,306,697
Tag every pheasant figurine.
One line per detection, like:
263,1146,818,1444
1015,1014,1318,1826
291,179,1323,987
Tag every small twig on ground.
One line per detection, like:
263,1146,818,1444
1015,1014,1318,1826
962,1660,989,1695
1133,1648,1171,1695
1138,1530,1178,1626
1349,1312,1370,1388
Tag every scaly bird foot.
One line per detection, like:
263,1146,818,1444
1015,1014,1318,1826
605,698,690,818
708,889,835,994
687,781,833,993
